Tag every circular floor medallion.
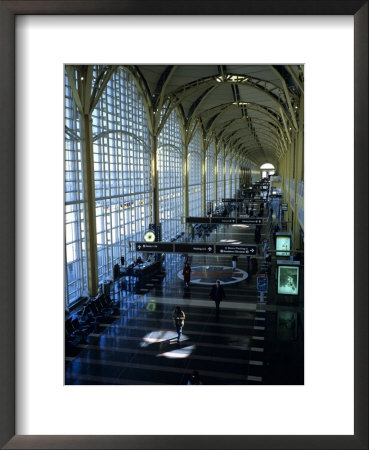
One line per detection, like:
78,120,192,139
178,265,248,285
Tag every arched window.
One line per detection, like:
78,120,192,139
157,109,184,241
232,158,239,194
188,130,202,217
225,153,232,197
65,66,153,306
65,69,87,305
206,141,216,213
260,162,275,178
92,66,151,282
217,150,224,203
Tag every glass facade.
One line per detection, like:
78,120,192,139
65,67,245,307
188,130,202,217
217,149,225,203
65,66,152,306
225,153,232,197
232,158,239,194
91,67,151,281
65,70,88,305
157,109,184,242
206,142,216,212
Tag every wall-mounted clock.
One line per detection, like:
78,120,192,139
144,231,156,242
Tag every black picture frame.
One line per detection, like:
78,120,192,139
277,265,299,296
0,1,367,449
275,234,292,257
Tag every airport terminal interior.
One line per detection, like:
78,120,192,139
65,65,304,385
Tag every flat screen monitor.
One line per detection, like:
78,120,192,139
276,235,291,256
277,265,299,295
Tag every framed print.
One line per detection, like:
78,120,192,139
275,233,292,257
277,265,299,295
0,1,367,449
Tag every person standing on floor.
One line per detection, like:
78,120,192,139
232,255,237,270
254,225,261,244
262,238,270,258
187,370,202,385
182,262,192,287
209,280,226,318
172,306,185,343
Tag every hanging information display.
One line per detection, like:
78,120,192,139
135,242,256,255
238,218,263,225
135,242,173,252
185,216,264,225
174,243,214,254
215,244,256,255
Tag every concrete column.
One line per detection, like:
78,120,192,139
81,114,98,297
214,148,218,205
152,134,160,226
293,95,304,250
183,142,189,219
223,147,226,199
202,145,206,216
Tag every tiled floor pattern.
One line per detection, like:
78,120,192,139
65,285,266,385
66,221,269,385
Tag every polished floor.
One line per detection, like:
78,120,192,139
65,217,304,385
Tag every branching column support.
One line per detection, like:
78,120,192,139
280,146,288,223
152,134,160,227
201,135,207,217
183,142,189,220
180,123,192,223
287,139,294,231
214,144,219,205
66,64,114,297
292,94,304,250
230,154,234,197
146,102,165,241
81,113,98,297
292,132,299,248
223,146,226,199
280,150,287,202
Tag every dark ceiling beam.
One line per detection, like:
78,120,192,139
154,65,178,118
168,74,294,127
154,65,177,98
286,65,304,94
188,86,217,118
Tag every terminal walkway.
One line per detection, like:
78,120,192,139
65,215,304,385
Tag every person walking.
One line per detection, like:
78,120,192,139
254,225,261,244
182,262,192,287
232,255,237,270
209,280,226,318
172,306,185,343
262,238,270,259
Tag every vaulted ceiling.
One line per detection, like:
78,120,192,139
125,65,304,168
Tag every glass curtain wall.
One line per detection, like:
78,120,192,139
225,153,231,197
91,67,152,280
232,159,239,193
206,141,216,213
188,130,202,217
65,70,88,306
216,150,225,204
157,109,184,241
